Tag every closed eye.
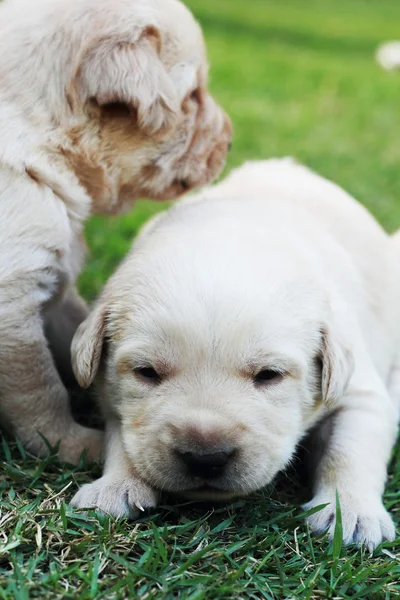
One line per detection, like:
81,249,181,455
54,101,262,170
189,87,201,103
133,366,162,385
182,87,202,114
253,369,283,387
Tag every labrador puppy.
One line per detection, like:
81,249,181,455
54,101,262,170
71,159,400,550
0,0,231,463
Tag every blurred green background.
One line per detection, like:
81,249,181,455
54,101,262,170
82,0,400,302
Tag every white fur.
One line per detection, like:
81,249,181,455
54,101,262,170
376,41,400,70
0,0,230,463
71,159,400,550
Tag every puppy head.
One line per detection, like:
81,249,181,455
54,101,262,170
58,0,231,212
2,0,230,210
72,218,354,500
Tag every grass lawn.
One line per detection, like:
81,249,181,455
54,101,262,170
2,0,400,597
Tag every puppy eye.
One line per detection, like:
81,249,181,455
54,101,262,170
134,366,162,385
190,88,201,103
253,369,282,386
181,88,202,115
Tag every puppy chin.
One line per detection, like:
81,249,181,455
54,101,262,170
157,474,252,501
146,142,231,201
146,179,193,201
181,487,244,502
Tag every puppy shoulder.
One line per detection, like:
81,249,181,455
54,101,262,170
136,210,169,243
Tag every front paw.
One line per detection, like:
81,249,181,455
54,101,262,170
303,492,395,552
71,475,159,518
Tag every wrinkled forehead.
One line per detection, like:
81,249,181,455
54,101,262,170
109,280,322,370
107,220,326,367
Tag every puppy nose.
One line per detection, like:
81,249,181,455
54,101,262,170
177,450,233,479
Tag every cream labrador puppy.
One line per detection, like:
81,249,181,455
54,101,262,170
71,159,400,550
0,0,231,463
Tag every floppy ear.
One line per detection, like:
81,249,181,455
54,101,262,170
76,26,180,133
71,302,107,389
320,324,354,407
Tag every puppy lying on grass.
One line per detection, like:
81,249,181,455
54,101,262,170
72,159,400,550
0,0,231,463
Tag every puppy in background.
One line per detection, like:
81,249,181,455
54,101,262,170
72,159,400,550
0,0,231,463
376,41,400,70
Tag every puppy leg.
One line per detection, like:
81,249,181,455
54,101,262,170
71,419,158,517
0,309,103,464
304,359,398,551
45,286,89,388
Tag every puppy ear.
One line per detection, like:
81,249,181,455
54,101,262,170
320,324,354,407
76,27,180,133
71,302,107,389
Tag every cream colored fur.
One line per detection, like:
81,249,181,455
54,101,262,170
0,0,231,463
71,159,400,550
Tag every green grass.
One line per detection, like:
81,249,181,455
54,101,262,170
2,0,400,597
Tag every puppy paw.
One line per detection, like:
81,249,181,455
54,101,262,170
303,493,395,552
71,475,159,518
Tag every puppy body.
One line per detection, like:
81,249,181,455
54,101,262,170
0,0,230,462
72,159,400,549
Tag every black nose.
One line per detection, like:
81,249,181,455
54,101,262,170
177,450,233,479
